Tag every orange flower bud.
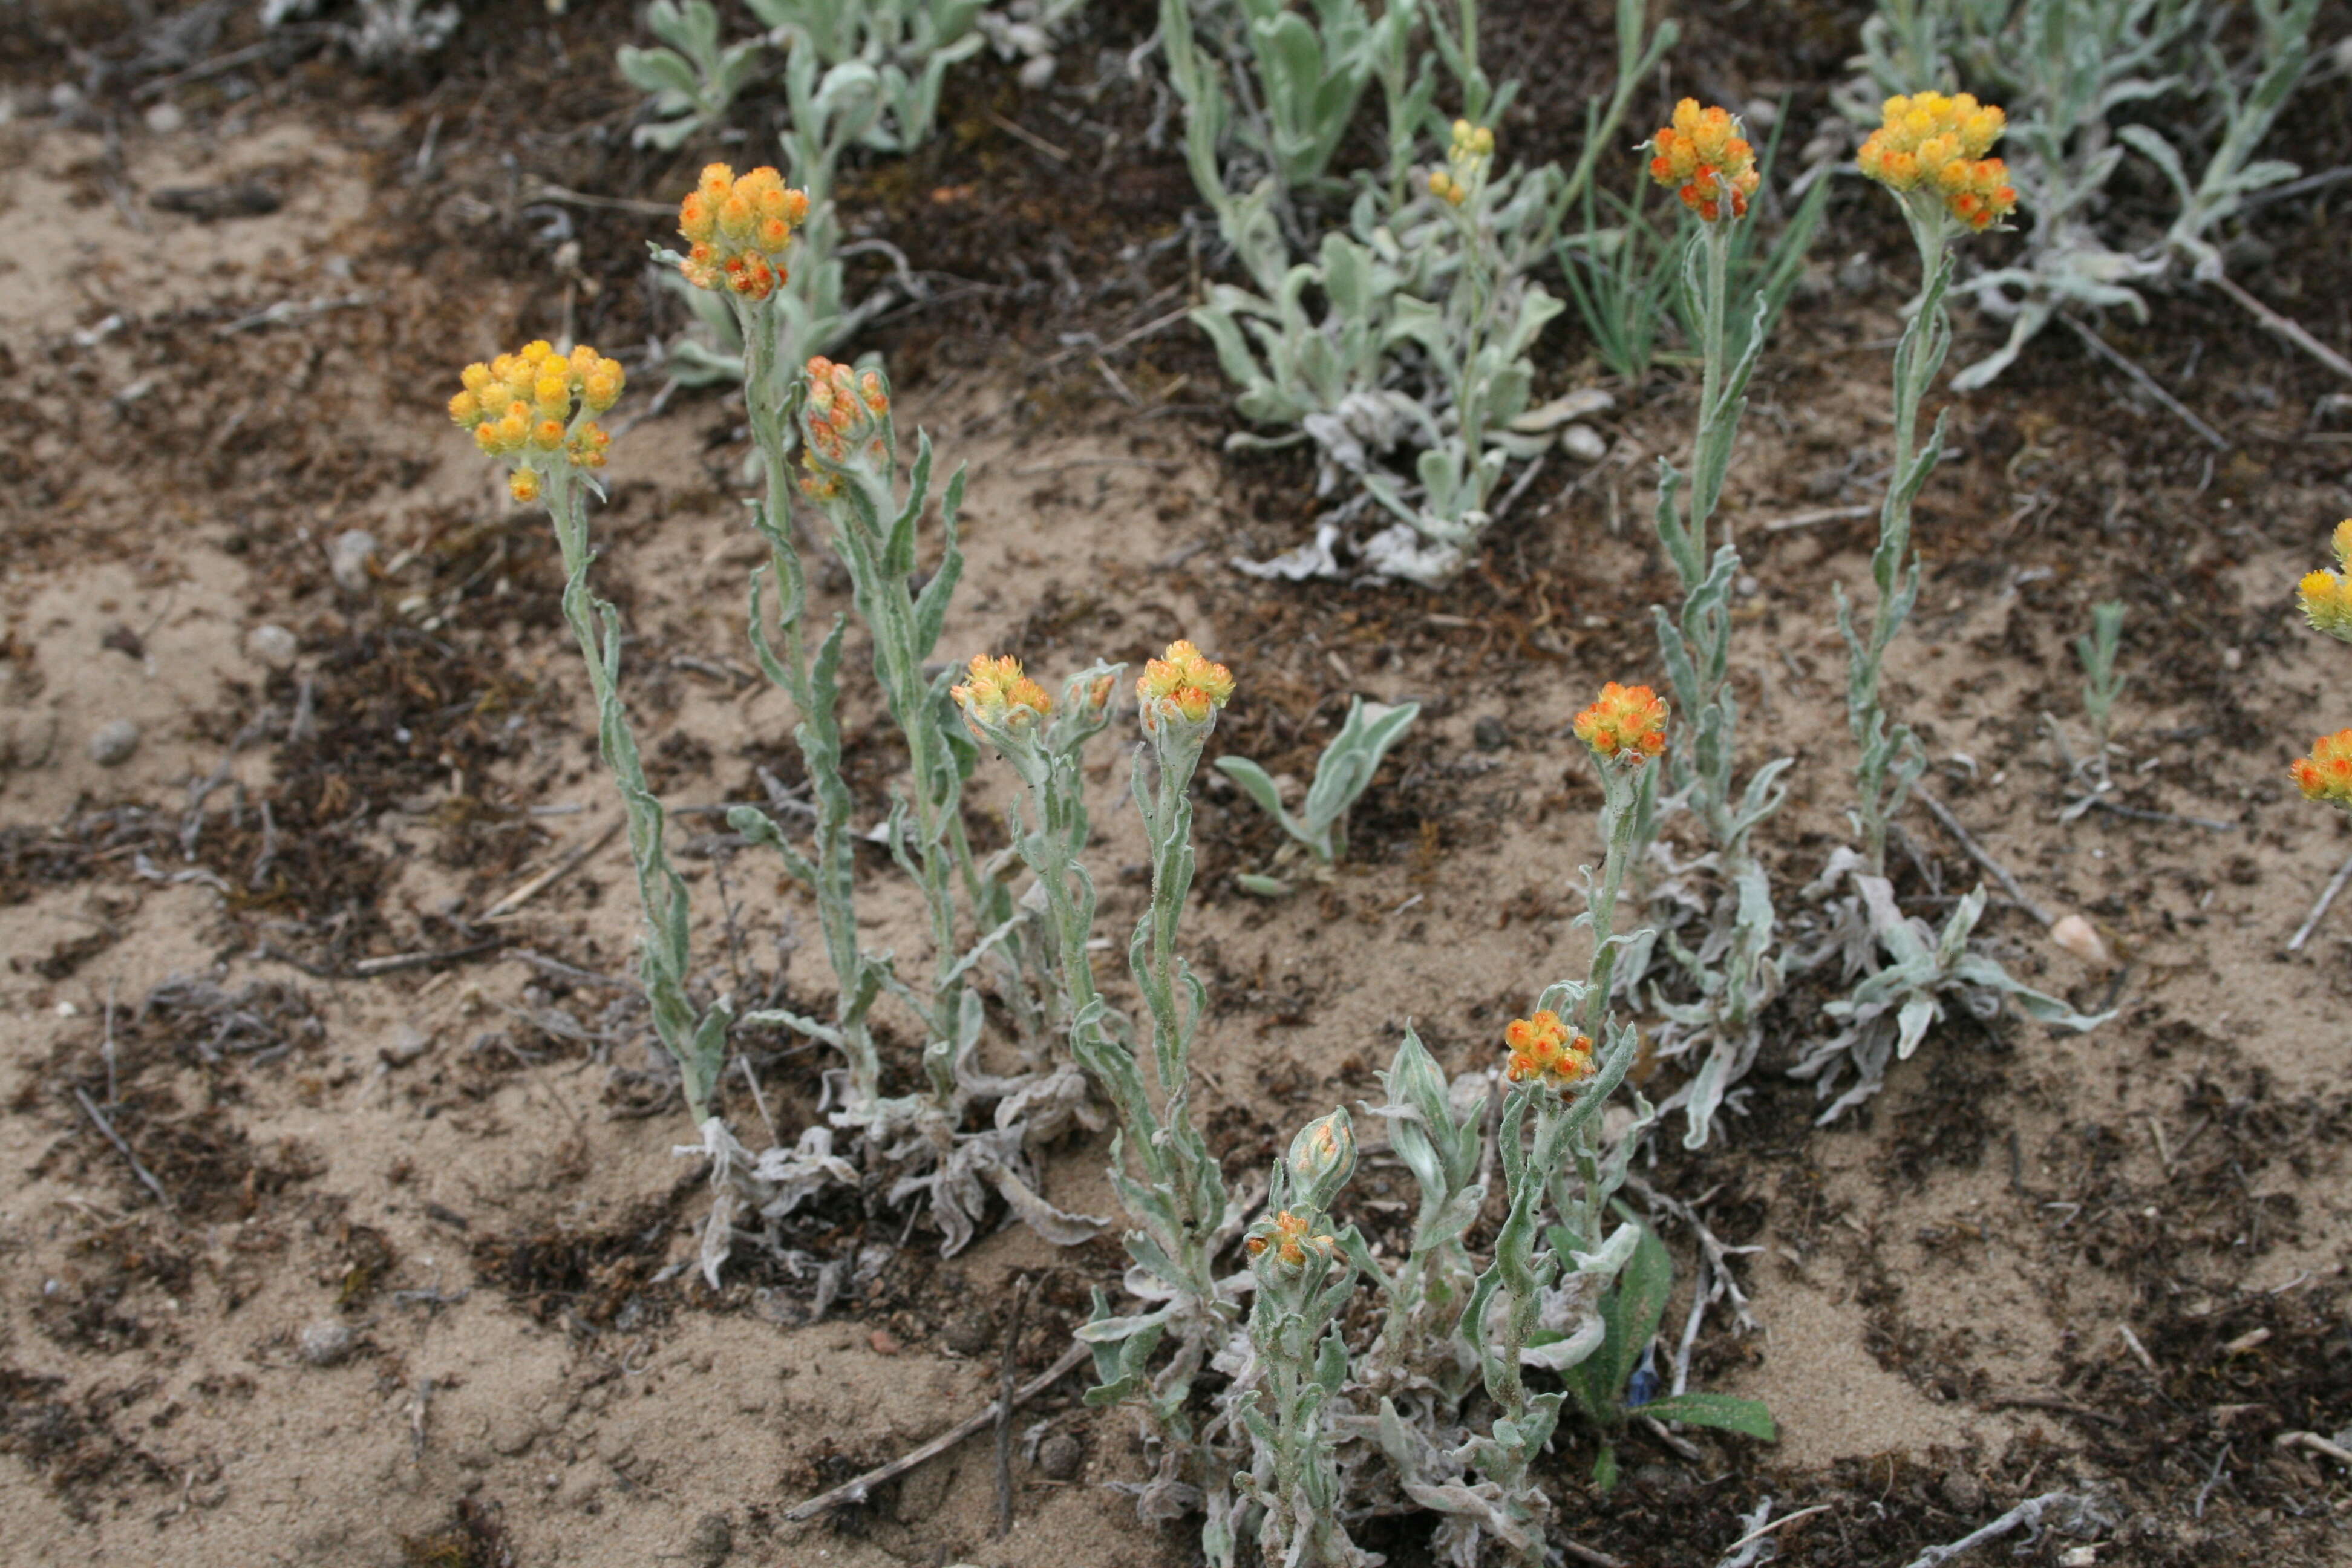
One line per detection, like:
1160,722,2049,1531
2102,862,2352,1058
1858,92,2016,230
509,468,542,505
1573,682,1668,765
2293,730,2352,809
1503,1010,1595,1092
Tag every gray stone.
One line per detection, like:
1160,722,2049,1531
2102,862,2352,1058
683,1511,733,1567
246,623,299,668
1941,1466,1985,1515
88,720,140,767
298,1320,354,1366
1037,1432,1084,1481
329,530,378,595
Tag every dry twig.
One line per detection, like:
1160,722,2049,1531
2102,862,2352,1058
785,1341,1089,1522
1915,789,2054,928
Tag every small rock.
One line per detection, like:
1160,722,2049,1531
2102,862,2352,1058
246,623,299,668
869,1327,903,1356
1560,423,1608,462
1940,1466,1984,1514
329,529,378,594
683,1511,733,1567
1472,716,1509,753
1037,1432,1085,1481
1017,53,1057,90
144,102,183,134
487,1413,537,1457
89,719,141,767
940,1305,993,1357
299,1320,354,1366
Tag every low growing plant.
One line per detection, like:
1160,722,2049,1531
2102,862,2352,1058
1215,694,1418,890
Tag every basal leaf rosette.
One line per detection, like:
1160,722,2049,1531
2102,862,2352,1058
448,339,623,504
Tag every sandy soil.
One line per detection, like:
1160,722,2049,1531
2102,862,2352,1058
5,3,2352,1565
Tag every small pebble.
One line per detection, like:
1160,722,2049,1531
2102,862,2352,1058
299,1320,354,1366
1472,716,1508,753
869,1327,903,1356
246,623,298,668
940,1305,993,1357
1560,423,1607,462
1941,1466,1985,1515
684,1511,733,1567
329,529,378,594
88,719,140,767
1037,1432,1085,1481
143,102,183,134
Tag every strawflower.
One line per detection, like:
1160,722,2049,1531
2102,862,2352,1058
2297,520,2352,642
676,163,810,301
1645,99,1759,223
1857,92,2016,232
449,339,623,502
1137,639,1235,731
2293,730,2352,809
1503,1009,1594,1091
1573,681,1668,765
952,653,1052,737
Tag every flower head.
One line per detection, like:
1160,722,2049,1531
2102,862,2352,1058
450,339,624,503
1858,92,2016,231
1572,682,1668,765
1503,1010,1594,1092
2293,730,2352,809
1645,99,1760,223
1430,118,1495,208
1244,1208,1335,1270
1137,639,1234,733
2298,520,2352,642
951,654,1053,739
798,356,891,488
676,163,810,300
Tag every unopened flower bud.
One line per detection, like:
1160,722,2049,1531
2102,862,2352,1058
1285,1107,1356,1205
1137,639,1234,736
952,653,1053,739
2294,730,2352,809
1503,1010,1594,1093
1244,1208,1336,1272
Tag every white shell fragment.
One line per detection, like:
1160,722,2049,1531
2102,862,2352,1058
2049,913,2112,966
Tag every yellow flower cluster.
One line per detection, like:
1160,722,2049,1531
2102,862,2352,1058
1136,639,1235,731
1857,92,2016,232
448,340,623,502
2293,731,2352,809
677,163,811,301
1244,1209,1335,1270
1429,118,1495,207
2297,520,2352,642
1572,681,1668,765
951,654,1053,737
1646,99,1760,223
1503,1010,1593,1092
